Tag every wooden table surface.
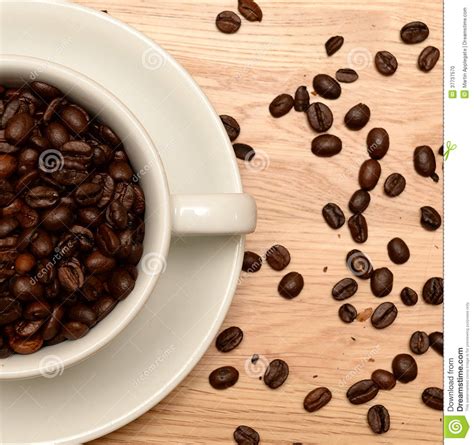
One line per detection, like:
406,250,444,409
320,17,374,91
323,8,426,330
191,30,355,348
81,1,444,443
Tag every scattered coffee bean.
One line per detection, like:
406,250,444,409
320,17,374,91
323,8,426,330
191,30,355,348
420,206,441,231
294,86,310,112
266,244,291,271
306,102,333,132
336,68,358,83
392,354,418,383
401,21,429,44
370,267,393,297
367,405,390,434
371,302,398,329
264,359,289,389
349,189,370,214
313,74,341,100
422,277,443,305
410,331,430,355
332,278,358,301
278,272,304,299
216,11,241,34
322,203,345,229
346,249,373,279
347,379,379,405
304,387,332,412
238,0,263,22
400,287,418,306
269,94,294,118
234,425,260,445
371,369,396,390
418,46,440,72
429,331,443,355
216,326,244,352
344,103,370,130
414,145,436,177
339,303,357,323
387,237,410,264
384,173,406,197
422,387,443,410
311,134,342,157
375,51,398,75
367,128,390,159
438,145,444,156
233,143,255,160
209,366,239,389
325,36,344,56
242,251,263,272
359,159,381,191
220,115,240,141
348,213,368,243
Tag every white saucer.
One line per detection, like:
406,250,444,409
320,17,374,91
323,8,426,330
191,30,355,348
0,1,243,443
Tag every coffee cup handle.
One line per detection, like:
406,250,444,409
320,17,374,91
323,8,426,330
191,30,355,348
170,194,257,235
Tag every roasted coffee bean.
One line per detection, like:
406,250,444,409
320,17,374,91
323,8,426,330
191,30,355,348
85,250,116,274
0,179,15,206
0,217,19,237
31,81,62,100
422,277,443,305
234,425,260,445
336,68,358,83
410,331,430,355
359,159,381,190
106,201,128,229
8,333,43,354
414,145,436,177
311,134,342,157
233,143,255,161
375,51,398,75
367,405,390,434
216,326,243,352
278,272,304,299
60,104,89,134
347,379,379,405
371,369,396,390
322,203,345,229
418,46,440,72
371,302,398,329
429,331,443,355
242,251,262,272
346,249,373,279
313,74,341,100
400,287,418,306
266,244,291,271
294,86,310,111
387,237,410,264
349,189,370,213
348,213,368,243
42,205,74,231
25,186,59,208
345,103,370,130
306,102,333,132
325,35,344,56
10,276,44,301
14,319,44,337
92,296,117,323
401,21,429,44
14,253,36,274
0,297,22,325
422,387,443,410
370,268,393,297
24,301,51,320
220,115,240,141
209,366,239,389
41,305,65,340
264,359,289,389
0,154,17,178
45,121,70,149
96,223,120,256
384,173,406,197
339,303,357,323
4,112,35,146
62,321,89,340
420,206,442,231
109,268,135,300
392,353,418,383
215,11,241,34
68,303,97,327
367,128,389,159
238,0,263,22
269,94,294,118
332,278,358,301
303,387,332,412
58,259,84,292
79,207,103,228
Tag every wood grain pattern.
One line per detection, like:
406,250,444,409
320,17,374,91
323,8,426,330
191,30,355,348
80,1,444,443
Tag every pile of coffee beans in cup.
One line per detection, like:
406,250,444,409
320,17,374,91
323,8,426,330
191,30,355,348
0,80,146,357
